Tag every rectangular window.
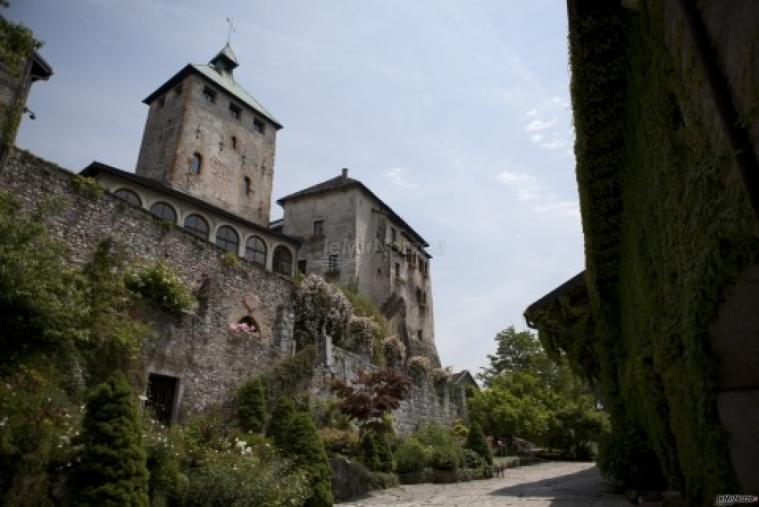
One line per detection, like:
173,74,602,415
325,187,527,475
253,118,266,134
173,83,182,96
203,86,217,103
328,255,339,272
157,95,166,109
313,220,324,238
391,227,397,243
297,260,307,274
146,373,179,425
395,261,401,278
229,103,241,120
417,330,423,341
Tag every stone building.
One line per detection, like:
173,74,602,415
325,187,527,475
278,169,438,364
0,43,458,430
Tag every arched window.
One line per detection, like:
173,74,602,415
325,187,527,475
239,315,260,335
184,214,209,240
189,153,202,175
149,202,177,223
244,236,267,267
215,225,239,253
272,245,293,276
113,188,142,207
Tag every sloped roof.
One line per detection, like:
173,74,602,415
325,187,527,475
142,53,281,128
524,271,587,318
277,172,431,250
80,162,298,245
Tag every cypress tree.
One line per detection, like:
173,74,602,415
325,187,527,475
266,397,296,445
71,371,149,506
236,377,266,433
286,411,333,507
465,422,493,465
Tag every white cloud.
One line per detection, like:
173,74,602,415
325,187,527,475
525,117,557,133
383,167,417,189
497,170,579,217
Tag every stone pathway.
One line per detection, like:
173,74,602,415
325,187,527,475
339,461,629,507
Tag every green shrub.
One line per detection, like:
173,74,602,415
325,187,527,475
274,410,333,507
429,445,459,472
70,176,104,200
267,397,296,444
0,362,80,505
360,432,393,472
70,371,149,506
369,472,399,490
394,438,427,474
318,427,358,457
236,378,266,433
179,451,309,507
460,448,485,470
124,261,194,315
596,426,666,491
0,193,90,362
465,422,492,465
143,418,186,506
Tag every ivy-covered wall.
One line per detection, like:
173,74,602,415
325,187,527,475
567,0,759,501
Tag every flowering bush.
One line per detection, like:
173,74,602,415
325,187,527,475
431,367,452,385
294,274,352,344
124,261,195,315
407,356,432,379
227,322,257,335
346,315,383,355
383,335,407,365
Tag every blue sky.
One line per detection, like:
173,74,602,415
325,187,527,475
8,0,584,376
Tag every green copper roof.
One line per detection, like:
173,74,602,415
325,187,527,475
190,63,280,127
143,46,282,129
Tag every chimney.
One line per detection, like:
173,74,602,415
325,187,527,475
341,168,349,177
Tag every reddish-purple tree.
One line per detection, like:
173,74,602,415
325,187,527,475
331,369,412,434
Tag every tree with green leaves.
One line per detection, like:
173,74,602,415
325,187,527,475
269,403,333,507
472,326,606,455
236,377,266,433
70,371,149,506
465,422,492,465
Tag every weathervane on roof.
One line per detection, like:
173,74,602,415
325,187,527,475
226,17,236,45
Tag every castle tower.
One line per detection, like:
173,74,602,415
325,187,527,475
135,44,282,225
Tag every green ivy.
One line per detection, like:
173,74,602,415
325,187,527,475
70,176,104,200
566,1,753,500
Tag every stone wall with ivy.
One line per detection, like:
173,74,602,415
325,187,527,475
568,0,759,500
0,149,297,419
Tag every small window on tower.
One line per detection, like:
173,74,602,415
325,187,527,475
231,136,237,150
157,95,166,109
173,83,182,96
417,330,423,341
203,86,217,103
244,176,251,194
297,260,307,274
253,118,266,134
189,153,202,175
229,103,241,120
313,220,324,238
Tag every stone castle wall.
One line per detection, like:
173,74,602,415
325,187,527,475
1,149,466,430
310,336,466,435
1,149,296,421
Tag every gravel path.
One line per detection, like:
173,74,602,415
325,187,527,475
339,461,629,507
